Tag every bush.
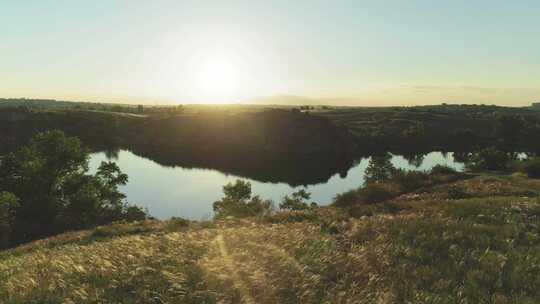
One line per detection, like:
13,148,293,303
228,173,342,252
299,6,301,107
213,180,273,218
332,189,359,207
166,217,191,231
430,164,458,175
333,183,399,207
392,169,429,192
264,210,319,223
347,202,403,218
0,192,19,249
357,183,399,204
468,147,511,171
91,221,156,238
279,189,312,211
123,205,148,222
523,159,540,178
447,186,469,199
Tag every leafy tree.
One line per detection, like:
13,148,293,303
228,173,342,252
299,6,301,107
497,114,524,147
279,189,313,211
364,153,397,185
522,118,540,153
0,131,89,241
333,189,359,207
401,121,425,139
468,147,511,171
0,131,145,246
0,192,19,249
213,180,273,218
404,153,425,168
453,151,473,163
452,128,478,150
223,180,252,202
523,158,540,178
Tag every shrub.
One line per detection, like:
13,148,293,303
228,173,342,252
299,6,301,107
333,183,399,207
279,189,312,211
0,192,19,249
447,186,469,199
392,169,429,192
468,147,511,171
347,202,403,217
264,210,319,223
430,164,458,175
213,180,273,218
523,159,540,178
166,217,191,231
332,189,359,207
91,221,157,238
123,205,148,222
357,183,399,204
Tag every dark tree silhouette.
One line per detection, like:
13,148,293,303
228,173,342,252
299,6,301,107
280,189,313,210
213,180,273,218
364,153,397,185
0,131,145,247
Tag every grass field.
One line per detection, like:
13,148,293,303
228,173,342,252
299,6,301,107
1,174,540,303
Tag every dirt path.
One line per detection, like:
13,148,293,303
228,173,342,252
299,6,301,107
201,232,257,304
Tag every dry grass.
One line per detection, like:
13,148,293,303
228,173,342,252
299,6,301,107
2,176,540,303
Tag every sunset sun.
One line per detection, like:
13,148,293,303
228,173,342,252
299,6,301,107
195,56,239,103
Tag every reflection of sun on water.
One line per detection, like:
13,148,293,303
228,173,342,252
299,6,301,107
195,55,239,104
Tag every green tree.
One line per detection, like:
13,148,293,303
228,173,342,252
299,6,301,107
364,153,397,186
279,189,313,211
522,158,540,178
213,180,273,218
401,121,425,140
452,128,478,150
497,115,524,147
468,147,511,171
0,131,145,246
0,192,19,249
404,153,425,168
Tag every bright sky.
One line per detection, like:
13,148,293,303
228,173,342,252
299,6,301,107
1,1,539,106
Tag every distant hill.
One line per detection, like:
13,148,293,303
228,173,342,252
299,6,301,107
0,98,123,109
241,95,326,106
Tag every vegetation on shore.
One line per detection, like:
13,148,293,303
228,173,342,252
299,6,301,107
2,101,540,302
2,101,540,186
0,131,146,249
0,106,356,186
2,136,540,302
1,172,540,303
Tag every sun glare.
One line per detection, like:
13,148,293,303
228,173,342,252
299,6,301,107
195,56,239,103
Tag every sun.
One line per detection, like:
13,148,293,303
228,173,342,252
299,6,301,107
195,56,239,103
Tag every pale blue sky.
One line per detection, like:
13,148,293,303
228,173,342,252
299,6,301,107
1,1,539,105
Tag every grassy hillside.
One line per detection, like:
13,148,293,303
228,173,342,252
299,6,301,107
1,174,540,303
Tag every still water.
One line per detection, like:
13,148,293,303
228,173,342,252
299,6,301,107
89,150,465,220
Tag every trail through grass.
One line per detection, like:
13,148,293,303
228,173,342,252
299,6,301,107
208,233,256,304
2,175,540,303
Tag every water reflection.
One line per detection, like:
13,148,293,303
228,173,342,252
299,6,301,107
89,150,465,220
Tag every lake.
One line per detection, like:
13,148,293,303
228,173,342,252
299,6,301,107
89,150,465,220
